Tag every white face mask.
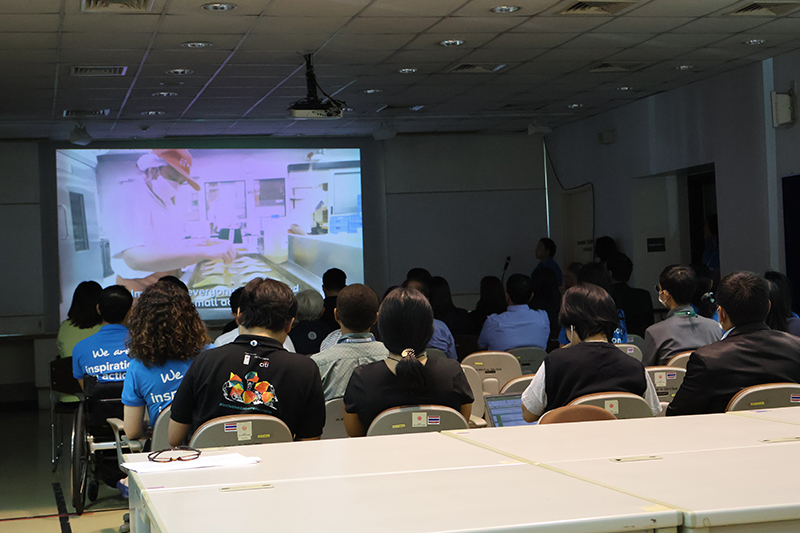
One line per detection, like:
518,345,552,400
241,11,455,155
151,175,180,203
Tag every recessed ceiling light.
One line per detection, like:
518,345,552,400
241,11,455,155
490,5,521,13
166,68,194,76
398,68,418,74
675,64,695,71
439,39,465,47
152,91,178,97
567,103,584,109
361,89,382,94
141,111,165,116
181,41,214,49
744,38,766,46
617,86,634,91
202,2,236,10
409,105,425,111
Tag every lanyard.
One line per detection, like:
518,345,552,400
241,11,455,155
672,310,698,318
338,335,376,344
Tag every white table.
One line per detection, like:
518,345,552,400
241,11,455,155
727,406,800,427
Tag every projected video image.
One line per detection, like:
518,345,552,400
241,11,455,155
56,148,363,320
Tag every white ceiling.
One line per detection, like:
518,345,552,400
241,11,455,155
2,0,800,140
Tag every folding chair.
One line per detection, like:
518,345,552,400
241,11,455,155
725,383,800,412
645,366,686,408
616,343,643,362
461,365,487,428
538,405,617,425
500,375,534,394
507,346,547,375
50,357,83,472
189,414,293,448
107,405,172,467
366,405,468,436
666,351,693,369
321,398,348,439
627,334,645,351
461,352,522,395
568,392,655,419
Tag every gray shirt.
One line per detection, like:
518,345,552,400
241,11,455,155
642,305,723,366
311,333,389,401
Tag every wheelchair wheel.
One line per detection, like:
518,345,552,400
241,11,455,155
88,479,99,502
70,402,88,515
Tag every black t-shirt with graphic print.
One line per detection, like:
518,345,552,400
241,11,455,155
171,335,325,440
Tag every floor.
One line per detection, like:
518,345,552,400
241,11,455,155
0,408,128,533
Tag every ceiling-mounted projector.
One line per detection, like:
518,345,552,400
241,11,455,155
288,53,345,120
69,123,93,146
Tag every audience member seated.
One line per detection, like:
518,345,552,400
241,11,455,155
521,283,661,422
158,274,189,293
220,287,243,335
343,288,473,436
558,263,628,345
312,284,388,400
406,267,433,285
594,236,619,266
169,278,325,445
642,265,722,366
122,281,209,439
402,278,457,359
289,290,335,355
689,263,719,320
57,281,103,359
766,280,789,333
321,268,347,330
429,276,471,336
532,237,563,287
479,273,549,351
529,267,562,344
72,285,134,389
214,298,296,353
764,271,800,336
607,253,654,337
667,271,800,416
564,262,583,290
467,275,507,335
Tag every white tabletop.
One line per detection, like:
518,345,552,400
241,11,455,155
127,432,521,492
546,442,800,531
727,406,800,427
142,463,680,533
445,413,800,463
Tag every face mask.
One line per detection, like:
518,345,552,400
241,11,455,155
151,175,180,203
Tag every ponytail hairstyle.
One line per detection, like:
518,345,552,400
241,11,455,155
378,287,434,393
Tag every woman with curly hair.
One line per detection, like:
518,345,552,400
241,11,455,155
122,280,210,440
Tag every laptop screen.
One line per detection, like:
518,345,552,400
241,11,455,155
484,393,530,427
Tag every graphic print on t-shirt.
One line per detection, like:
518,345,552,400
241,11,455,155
222,371,278,412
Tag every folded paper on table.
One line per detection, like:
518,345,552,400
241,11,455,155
121,453,260,474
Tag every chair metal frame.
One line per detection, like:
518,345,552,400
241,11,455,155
725,382,800,412
107,404,172,470
366,405,468,436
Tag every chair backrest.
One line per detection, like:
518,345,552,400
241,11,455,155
666,351,693,369
425,347,448,361
461,352,522,395
50,357,82,395
725,383,800,412
645,366,686,404
366,405,468,436
321,398,348,440
454,335,480,361
500,375,534,394
189,415,293,448
568,392,654,419
538,404,618,425
626,334,645,350
507,346,547,375
83,376,125,434
461,365,485,419
615,343,643,362
150,405,172,451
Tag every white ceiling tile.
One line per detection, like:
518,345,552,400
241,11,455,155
404,33,498,49
0,33,57,49
560,33,656,48
63,14,161,32
313,49,397,64
603,47,681,61
452,0,560,17
326,33,417,50
644,33,729,48
361,0,469,17
749,17,800,33
238,33,333,52
385,49,472,64
250,16,352,34
483,32,579,48
590,16,694,33
426,16,530,33
716,33,800,48
341,16,440,33
670,17,771,34
166,0,269,16
0,0,60,14
0,51,58,64
62,33,154,49
511,15,614,32
458,48,540,62
220,64,305,77
534,47,623,61
225,51,307,65
625,0,740,17
152,34,244,50
265,0,372,17
0,14,59,32
159,14,259,33
513,59,593,73
60,50,146,64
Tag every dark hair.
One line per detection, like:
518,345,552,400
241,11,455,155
382,285,398,300
406,267,432,284
230,287,244,314
506,273,533,305
567,262,583,276
539,238,557,257
402,278,430,299
158,275,188,293
67,281,103,329
594,236,618,262
322,268,347,291
764,271,793,316
476,276,507,316
578,262,613,294
689,263,716,318
429,276,457,320
238,278,298,331
717,271,770,326
98,285,133,324
378,288,433,393
766,280,789,332
559,283,620,342
336,284,380,331
659,265,697,305
127,281,210,367
606,253,633,283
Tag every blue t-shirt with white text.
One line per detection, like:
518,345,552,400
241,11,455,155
72,324,130,382
122,357,194,427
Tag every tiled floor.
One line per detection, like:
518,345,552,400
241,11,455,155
0,409,128,532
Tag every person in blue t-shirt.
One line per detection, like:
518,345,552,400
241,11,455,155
122,280,210,440
72,285,134,389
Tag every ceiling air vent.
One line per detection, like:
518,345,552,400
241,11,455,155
447,63,507,73
71,66,129,77
728,2,800,16
63,109,111,118
81,0,155,12
559,1,638,15
590,62,642,73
